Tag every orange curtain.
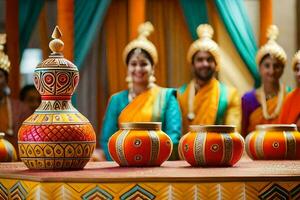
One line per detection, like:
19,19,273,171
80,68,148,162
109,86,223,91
6,0,20,99
146,0,167,87
162,0,192,87
128,0,146,40
105,0,129,96
57,0,74,61
146,0,192,87
39,5,50,59
260,0,272,45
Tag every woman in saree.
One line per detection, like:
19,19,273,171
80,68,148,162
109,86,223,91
241,25,291,136
100,22,182,160
279,50,300,129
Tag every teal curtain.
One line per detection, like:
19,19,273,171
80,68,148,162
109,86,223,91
74,0,111,70
179,0,209,40
215,0,261,87
19,0,45,59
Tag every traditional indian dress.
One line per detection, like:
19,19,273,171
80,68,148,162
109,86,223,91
278,88,300,124
178,78,241,134
241,86,291,136
100,86,182,160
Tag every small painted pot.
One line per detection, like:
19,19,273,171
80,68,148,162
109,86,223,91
108,122,173,166
0,132,17,162
178,125,244,167
246,124,300,160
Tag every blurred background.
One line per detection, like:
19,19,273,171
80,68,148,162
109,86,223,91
0,0,299,147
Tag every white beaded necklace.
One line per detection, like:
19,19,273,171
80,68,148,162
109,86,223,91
259,83,284,120
187,80,196,121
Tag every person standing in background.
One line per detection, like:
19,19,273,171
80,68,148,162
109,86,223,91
241,25,291,136
0,34,31,152
100,22,182,160
177,24,241,134
279,50,300,129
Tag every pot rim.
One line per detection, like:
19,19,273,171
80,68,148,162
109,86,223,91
256,124,297,131
120,122,162,130
189,125,236,133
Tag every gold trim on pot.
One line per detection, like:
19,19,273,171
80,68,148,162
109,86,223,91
256,124,297,132
120,122,162,130
189,125,236,133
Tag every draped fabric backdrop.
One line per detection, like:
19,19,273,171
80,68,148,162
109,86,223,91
5,0,270,146
214,0,260,87
74,0,111,69
6,0,45,98
179,0,209,40
19,0,45,58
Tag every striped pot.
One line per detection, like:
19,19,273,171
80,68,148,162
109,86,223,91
246,124,300,160
108,122,173,166
178,125,244,167
0,133,17,162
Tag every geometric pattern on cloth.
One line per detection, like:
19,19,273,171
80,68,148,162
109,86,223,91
9,181,28,200
0,183,8,200
120,184,155,200
81,186,113,200
0,180,299,199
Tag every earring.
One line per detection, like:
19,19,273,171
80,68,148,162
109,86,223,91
126,75,133,90
148,71,156,88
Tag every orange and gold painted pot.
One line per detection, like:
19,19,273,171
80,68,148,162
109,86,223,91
18,27,96,170
178,125,244,167
0,133,17,162
246,124,300,160
108,122,173,167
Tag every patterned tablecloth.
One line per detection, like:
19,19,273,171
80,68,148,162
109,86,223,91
0,157,300,199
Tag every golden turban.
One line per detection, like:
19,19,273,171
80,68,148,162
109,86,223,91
256,25,287,66
292,50,300,70
0,34,10,74
187,24,220,70
123,21,158,65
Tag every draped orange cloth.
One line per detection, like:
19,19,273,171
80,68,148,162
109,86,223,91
260,0,273,45
178,79,219,133
6,0,20,98
279,88,300,124
146,0,167,87
118,86,160,123
248,90,288,132
128,0,145,40
0,100,9,135
105,0,128,95
57,0,74,61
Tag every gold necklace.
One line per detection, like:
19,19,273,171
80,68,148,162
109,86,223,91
260,83,284,120
128,83,156,102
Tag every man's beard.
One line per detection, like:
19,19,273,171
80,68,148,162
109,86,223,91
194,68,215,81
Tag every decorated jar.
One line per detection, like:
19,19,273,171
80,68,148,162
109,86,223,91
108,122,173,166
0,132,17,162
178,125,244,166
246,124,300,160
18,26,96,169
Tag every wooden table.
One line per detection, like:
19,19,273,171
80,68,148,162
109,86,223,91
0,158,300,199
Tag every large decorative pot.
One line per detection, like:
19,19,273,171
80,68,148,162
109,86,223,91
178,125,244,167
18,26,96,170
246,124,300,160
0,132,17,162
108,122,173,166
